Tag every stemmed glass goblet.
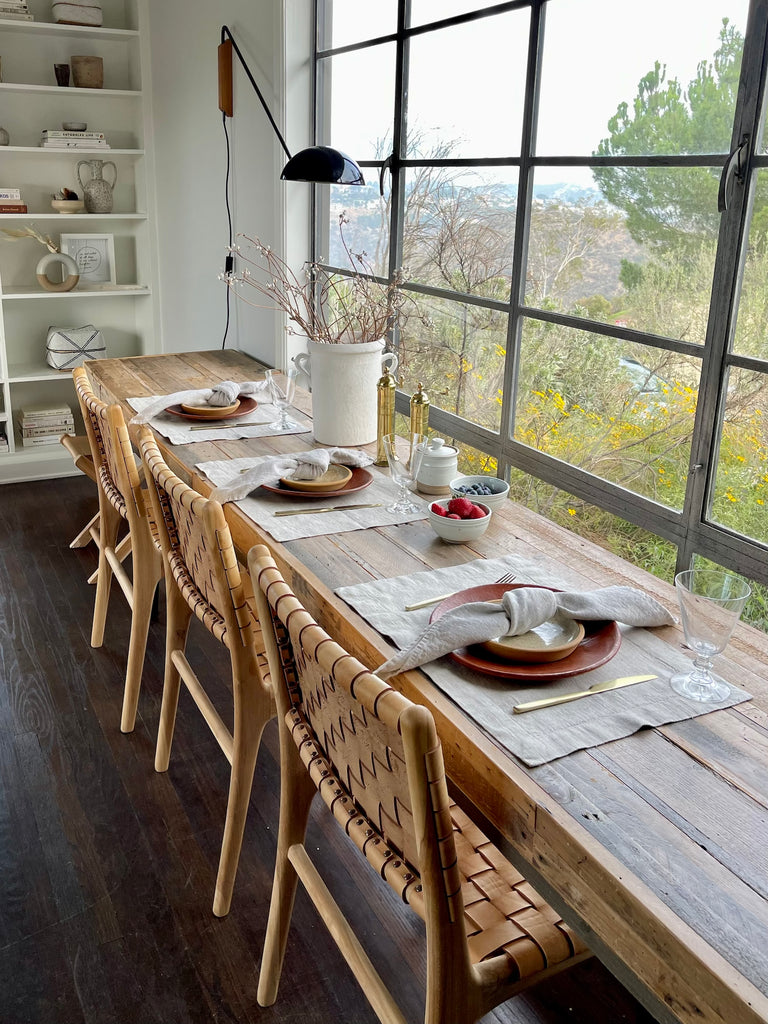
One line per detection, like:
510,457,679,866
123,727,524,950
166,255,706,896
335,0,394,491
265,367,300,431
670,568,751,703
383,433,426,514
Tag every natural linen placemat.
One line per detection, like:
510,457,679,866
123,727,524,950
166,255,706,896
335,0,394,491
336,555,752,767
128,395,312,446
197,456,429,542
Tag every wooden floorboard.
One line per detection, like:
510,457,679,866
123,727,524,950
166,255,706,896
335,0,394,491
0,475,658,1024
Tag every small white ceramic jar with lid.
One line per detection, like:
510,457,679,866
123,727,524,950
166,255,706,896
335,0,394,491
416,437,459,495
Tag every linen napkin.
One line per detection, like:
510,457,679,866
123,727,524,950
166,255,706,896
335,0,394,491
377,584,675,678
129,379,269,424
209,446,375,503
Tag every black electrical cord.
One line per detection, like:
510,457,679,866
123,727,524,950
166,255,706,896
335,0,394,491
221,109,234,349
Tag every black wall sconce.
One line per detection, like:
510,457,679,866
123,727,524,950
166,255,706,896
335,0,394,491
218,25,365,185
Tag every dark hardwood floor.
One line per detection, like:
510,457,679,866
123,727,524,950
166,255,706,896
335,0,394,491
0,475,657,1024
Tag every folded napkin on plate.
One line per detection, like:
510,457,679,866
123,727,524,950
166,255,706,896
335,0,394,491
209,447,375,503
376,585,675,679
129,379,269,424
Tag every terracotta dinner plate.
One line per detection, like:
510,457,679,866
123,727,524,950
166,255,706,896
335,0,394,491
165,396,258,421
429,583,621,682
260,466,374,500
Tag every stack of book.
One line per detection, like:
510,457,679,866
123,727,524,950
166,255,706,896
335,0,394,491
0,188,28,214
40,129,110,150
0,1,34,21
18,402,75,447
0,430,9,454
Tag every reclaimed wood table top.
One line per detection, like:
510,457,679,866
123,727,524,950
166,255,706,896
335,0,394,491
88,350,768,1024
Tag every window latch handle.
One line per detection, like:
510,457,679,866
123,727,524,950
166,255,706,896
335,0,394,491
379,152,394,198
718,133,750,213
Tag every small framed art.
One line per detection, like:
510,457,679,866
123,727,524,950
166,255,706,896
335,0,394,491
60,233,116,288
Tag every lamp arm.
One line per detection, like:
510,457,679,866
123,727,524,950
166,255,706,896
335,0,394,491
219,25,292,162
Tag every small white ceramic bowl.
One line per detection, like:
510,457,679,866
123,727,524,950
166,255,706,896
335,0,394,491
428,499,492,544
51,199,85,214
449,474,510,511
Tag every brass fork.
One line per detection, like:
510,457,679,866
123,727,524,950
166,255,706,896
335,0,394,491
404,570,517,612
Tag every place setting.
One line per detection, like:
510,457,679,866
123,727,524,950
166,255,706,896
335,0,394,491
196,442,431,542
336,556,753,766
127,373,312,445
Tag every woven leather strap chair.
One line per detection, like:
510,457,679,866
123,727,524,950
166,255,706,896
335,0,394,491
60,430,132,579
73,367,163,733
59,431,100,550
139,428,274,918
249,544,591,1024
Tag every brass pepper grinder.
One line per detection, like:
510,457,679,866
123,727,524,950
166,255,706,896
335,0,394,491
376,366,397,465
410,381,430,441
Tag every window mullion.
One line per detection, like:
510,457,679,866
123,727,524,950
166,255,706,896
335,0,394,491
500,0,546,447
678,0,768,574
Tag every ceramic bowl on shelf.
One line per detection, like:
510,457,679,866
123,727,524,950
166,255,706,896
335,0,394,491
428,499,492,544
449,474,510,511
51,199,85,214
62,121,87,132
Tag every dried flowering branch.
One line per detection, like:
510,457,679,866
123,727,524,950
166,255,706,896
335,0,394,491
1,224,59,252
222,211,429,344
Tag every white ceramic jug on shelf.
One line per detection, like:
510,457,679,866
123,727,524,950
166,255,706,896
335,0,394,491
77,159,117,213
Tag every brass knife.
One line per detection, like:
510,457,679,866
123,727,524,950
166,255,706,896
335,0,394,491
274,503,383,517
512,674,657,714
188,420,264,430
406,592,506,612
405,592,458,612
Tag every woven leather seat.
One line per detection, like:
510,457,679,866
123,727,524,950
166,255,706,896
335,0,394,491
73,368,163,733
249,544,591,1024
139,428,274,918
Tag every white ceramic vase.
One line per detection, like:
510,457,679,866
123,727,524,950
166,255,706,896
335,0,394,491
293,338,398,446
36,250,79,292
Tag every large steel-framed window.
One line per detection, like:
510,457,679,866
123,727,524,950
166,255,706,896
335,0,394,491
312,0,768,622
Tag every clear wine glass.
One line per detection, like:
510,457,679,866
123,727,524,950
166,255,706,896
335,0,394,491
670,568,751,703
383,433,426,514
265,368,300,431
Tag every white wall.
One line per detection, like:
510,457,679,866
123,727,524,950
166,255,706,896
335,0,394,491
146,0,286,364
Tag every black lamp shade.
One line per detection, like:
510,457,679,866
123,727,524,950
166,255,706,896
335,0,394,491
281,146,365,185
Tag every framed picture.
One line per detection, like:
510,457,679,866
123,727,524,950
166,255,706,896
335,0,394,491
60,233,116,288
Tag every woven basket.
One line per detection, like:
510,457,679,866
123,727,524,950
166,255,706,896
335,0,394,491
46,325,106,371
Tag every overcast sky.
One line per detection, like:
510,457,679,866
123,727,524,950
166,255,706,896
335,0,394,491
330,1,749,185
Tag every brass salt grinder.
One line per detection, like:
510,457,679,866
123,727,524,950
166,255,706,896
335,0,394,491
410,381,429,441
376,366,397,465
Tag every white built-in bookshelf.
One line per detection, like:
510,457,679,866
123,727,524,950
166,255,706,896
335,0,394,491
0,0,159,482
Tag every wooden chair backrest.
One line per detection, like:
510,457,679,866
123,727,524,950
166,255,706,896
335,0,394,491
139,427,255,650
251,546,463,921
72,366,145,526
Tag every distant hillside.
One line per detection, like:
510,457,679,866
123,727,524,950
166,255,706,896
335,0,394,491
328,183,640,304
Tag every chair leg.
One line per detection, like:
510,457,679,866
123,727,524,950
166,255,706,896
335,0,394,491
70,510,99,549
120,537,162,734
155,580,192,772
257,748,316,1006
91,503,121,648
87,531,131,586
212,679,274,918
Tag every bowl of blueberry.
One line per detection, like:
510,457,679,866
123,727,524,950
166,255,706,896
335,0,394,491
449,474,510,511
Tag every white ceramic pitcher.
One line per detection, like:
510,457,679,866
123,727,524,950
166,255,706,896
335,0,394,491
77,158,117,213
293,339,398,446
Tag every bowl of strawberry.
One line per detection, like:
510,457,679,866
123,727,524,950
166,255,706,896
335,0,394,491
428,496,492,543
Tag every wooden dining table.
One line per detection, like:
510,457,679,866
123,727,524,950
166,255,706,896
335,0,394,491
86,349,768,1024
